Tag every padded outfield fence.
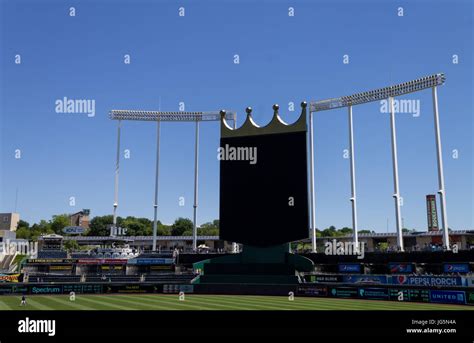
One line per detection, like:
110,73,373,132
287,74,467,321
0,282,473,306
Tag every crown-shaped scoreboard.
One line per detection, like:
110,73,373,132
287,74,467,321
219,103,309,247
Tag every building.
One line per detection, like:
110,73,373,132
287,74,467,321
307,230,474,252
0,213,20,231
69,209,90,229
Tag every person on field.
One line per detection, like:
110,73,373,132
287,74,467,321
20,295,26,306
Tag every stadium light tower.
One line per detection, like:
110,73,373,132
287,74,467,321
309,73,449,252
109,109,237,252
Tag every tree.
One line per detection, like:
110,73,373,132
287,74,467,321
198,220,219,236
17,220,30,230
63,239,79,252
88,215,117,236
15,227,31,240
122,216,153,236
171,217,193,236
30,220,54,241
359,230,374,234
158,224,171,236
339,227,353,235
50,214,70,234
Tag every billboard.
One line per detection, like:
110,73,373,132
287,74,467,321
338,264,361,273
30,286,63,294
388,263,413,274
358,287,389,300
329,287,358,298
297,285,328,297
343,275,387,284
429,290,466,305
63,226,85,234
443,263,469,273
0,273,21,282
306,274,343,283
391,275,463,287
426,194,439,231
128,258,174,265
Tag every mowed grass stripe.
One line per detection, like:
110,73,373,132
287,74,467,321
107,295,182,310
188,295,305,310
46,296,95,310
180,295,290,310
23,297,56,310
198,295,341,310
222,295,364,311
79,296,139,310
139,294,242,310
0,298,13,310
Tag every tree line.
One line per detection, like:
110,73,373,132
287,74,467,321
15,215,220,241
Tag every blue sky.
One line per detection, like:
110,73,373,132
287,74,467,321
0,0,472,232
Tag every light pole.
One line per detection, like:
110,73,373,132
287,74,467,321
432,86,450,250
308,104,317,252
309,73,446,252
389,96,404,252
109,110,236,253
348,105,359,250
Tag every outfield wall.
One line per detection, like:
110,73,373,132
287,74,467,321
0,282,473,306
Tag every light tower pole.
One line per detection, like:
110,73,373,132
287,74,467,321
309,73,446,252
432,86,450,250
109,110,236,252
348,105,359,250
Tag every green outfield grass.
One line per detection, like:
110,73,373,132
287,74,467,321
0,294,472,310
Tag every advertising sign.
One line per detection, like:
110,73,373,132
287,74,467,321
30,285,63,294
0,273,21,282
338,264,361,273
443,263,469,273
358,287,389,300
343,275,387,284
305,274,343,283
297,285,328,297
28,259,77,264
391,275,463,287
389,288,431,302
128,258,174,265
77,259,128,265
429,290,466,305
62,226,85,234
328,287,358,298
388,263,413,274
105,284,161,294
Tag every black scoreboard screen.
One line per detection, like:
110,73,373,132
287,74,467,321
219,130,309,247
